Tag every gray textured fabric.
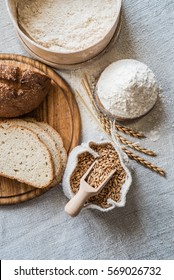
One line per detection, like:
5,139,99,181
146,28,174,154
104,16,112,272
0,0,174,259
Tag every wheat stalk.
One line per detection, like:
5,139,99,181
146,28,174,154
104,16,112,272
115,134,157,156
76,90,165,176
77,87,156,156
98,111,145,139
122,148,165,176
95,112,156,156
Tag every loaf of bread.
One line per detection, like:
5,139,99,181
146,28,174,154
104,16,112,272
0,64,51,117
0,125,54,188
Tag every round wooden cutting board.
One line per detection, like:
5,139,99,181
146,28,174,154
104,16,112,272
0,54,81,205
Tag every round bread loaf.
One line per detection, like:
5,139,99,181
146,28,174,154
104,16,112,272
0,64,51,117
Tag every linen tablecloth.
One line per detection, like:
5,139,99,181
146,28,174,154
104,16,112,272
0,0,174,259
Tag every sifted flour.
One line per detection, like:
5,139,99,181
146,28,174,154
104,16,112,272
17,0,117,52
96,59,159,119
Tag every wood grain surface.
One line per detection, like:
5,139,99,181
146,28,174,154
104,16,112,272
0,53,81,205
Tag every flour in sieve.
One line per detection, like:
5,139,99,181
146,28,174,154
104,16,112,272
17,0,117,52
96,59,159,119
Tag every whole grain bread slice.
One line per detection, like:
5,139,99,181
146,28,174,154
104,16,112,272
30,120,67,180
0,125,54,188
25,118,67,184
0,119,62,187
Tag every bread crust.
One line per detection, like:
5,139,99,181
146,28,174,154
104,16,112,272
0,64,51,117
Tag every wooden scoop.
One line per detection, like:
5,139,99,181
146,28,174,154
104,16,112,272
65,161,116,217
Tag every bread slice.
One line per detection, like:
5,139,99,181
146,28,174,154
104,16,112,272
0,126,54,188
27,119,67,182
0,119,62,187
24,118,67,183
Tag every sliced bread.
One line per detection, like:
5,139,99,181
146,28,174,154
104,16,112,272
0,126,54,188
0,119,62,187
25,118,67,183
31,121,67,176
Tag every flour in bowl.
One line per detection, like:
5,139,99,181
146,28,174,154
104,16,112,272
96,59,159,120
17,0,117,52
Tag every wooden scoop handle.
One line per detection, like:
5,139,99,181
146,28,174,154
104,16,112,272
65,188,91,217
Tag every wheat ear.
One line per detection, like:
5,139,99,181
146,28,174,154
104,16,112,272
122,148,165,176
75,90,165,176
116,134,157,156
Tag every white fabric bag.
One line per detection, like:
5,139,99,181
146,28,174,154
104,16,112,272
62,141,132,212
